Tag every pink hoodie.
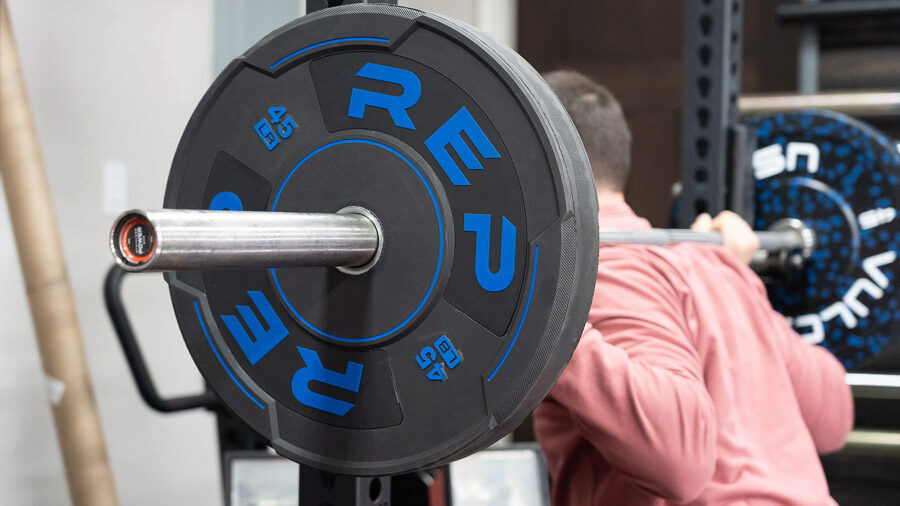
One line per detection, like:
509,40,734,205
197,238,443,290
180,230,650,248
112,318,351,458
534,203,853,505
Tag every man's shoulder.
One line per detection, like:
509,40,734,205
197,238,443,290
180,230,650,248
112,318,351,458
598,241,752,277
595,241,768,304
596,243,692,283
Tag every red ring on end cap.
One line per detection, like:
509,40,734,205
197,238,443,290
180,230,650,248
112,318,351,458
117,216,155,264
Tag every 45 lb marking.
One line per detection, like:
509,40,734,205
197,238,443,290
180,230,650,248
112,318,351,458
414,334,461,382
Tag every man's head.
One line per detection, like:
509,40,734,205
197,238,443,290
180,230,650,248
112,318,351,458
542,70,632,196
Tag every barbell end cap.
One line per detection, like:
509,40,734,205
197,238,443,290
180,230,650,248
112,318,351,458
110,209,157,272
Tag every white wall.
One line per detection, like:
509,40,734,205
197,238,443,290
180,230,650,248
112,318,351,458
0,1,517,505
2,1,218,505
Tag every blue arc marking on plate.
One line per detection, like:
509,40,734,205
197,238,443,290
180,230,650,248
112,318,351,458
487,245,538,382
269,37,390,69
194,300,265,410
270,139,444,343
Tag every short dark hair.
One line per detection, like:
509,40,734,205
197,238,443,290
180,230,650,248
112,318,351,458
542,70,632,192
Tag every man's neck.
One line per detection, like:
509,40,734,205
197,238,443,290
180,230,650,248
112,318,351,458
596,188,625,207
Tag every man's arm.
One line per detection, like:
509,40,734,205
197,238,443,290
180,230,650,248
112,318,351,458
551,251,716,503
697,209,852,450
771,309,854,453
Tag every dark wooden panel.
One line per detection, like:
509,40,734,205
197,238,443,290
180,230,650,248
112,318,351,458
519,0,800,226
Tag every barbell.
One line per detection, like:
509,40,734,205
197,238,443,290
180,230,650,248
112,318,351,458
107,4,900,476
110,209,815,272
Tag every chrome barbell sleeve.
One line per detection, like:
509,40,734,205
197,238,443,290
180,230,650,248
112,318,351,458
110,209,381,272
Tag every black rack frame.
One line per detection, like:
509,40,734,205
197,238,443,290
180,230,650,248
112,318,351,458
677,0,750,227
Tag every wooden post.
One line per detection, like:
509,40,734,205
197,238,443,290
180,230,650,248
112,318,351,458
0,1,119,504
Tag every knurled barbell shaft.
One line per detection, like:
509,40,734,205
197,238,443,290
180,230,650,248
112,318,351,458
110,209,380,272
597,227,812,253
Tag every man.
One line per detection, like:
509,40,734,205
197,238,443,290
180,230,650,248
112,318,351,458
533,70,853,505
